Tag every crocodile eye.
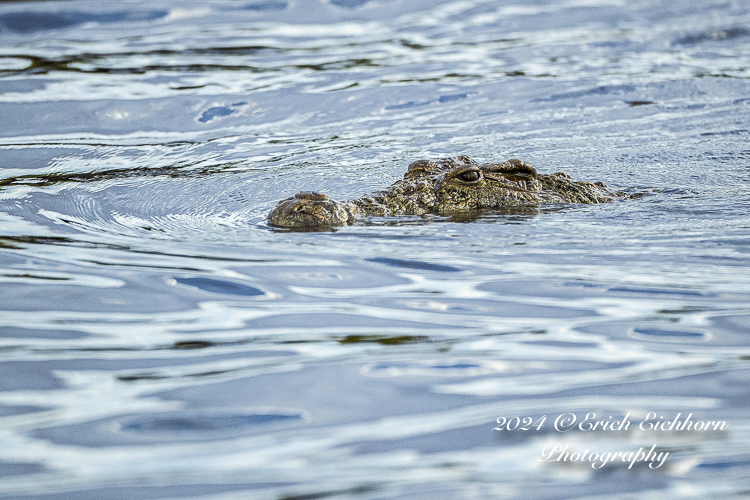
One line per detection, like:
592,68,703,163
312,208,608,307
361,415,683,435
458,170,480,182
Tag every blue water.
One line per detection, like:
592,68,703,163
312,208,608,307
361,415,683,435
1,0,750,498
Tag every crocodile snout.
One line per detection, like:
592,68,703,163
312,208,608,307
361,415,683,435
267,192,350,227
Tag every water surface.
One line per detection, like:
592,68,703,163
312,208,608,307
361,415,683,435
1,0,750,498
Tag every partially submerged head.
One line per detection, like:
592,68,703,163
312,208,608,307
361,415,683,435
267,156,617,228
267,191,350,228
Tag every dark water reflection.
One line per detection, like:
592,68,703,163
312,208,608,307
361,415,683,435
1,0,750,499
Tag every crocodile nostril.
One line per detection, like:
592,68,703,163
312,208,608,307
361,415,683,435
295,191,330,201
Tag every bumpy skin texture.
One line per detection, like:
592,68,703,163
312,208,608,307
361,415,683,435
268,156,628,228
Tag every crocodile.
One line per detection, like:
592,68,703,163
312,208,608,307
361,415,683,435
267,156,630,228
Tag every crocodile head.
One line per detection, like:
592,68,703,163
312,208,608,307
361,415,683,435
267,156,623,228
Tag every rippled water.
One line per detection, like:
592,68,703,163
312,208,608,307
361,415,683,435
1,0,750,498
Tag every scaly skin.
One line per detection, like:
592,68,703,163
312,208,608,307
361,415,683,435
268,156,629,228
